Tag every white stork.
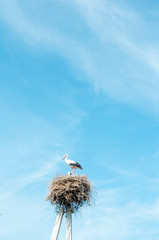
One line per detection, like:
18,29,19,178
62,154,82,174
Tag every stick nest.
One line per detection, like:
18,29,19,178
46,174,93,213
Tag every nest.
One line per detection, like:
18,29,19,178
46,174,93,213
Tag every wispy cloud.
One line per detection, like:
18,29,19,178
2,0,159,111
1,0,159,111
1,0,159,112
0,157,60,200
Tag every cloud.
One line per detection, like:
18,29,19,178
1,0,159,111
0,158,60,200
71,1,159,104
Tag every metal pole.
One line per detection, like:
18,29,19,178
50,208,64,240
66,208,72,240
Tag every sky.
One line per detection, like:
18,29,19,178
0,0,159,239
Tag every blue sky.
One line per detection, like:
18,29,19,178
1,0,159,239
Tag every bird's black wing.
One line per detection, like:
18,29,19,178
70,161,82,169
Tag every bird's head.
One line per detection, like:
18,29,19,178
62,154,68,160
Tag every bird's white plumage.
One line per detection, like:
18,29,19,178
66,159,77,165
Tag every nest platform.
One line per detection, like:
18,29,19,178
46,174,93,213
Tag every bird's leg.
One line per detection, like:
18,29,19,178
72,168,75,175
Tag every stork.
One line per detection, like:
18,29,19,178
62,154,82,174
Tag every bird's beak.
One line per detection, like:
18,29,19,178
62,156,65,160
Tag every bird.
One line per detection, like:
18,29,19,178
62,154,82,174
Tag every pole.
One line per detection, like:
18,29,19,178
50,208,64,240
66,208,72,240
